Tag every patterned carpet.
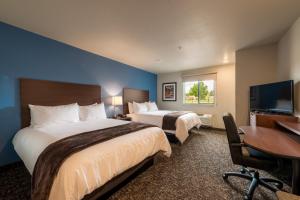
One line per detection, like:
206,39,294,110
0,162,31,200
0,129,292,200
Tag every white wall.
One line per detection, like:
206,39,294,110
157,64,235,129
235,44,278,126
157,17,300,128
278,17,300,116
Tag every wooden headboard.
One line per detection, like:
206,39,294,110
20,78,101,128
123,88,149,114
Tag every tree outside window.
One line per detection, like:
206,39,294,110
183,80,215,104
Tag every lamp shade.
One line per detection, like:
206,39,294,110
112,96,123,106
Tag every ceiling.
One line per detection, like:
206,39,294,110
0,0,300,73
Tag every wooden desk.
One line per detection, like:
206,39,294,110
277,121,300,136
239,126,300,195
250,112,298,128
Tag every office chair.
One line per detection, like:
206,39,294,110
222,113,283,200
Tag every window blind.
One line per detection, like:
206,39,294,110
182,73,217,82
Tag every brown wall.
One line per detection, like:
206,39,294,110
235,44,278,126
278,17,300,117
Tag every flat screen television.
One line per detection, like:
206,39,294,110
250,80,294,115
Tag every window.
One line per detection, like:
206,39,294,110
182,74,216,105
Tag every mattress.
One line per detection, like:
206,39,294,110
13,119,171,200
127,110,201,143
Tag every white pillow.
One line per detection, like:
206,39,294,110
29,103,79,127
147,102,158,111
132,102,148,113
128,102,134,114
79,103,107,121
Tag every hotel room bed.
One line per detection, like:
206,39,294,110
13,119,171,200
14,78,171,200
127,110,200,143
123,88,201,143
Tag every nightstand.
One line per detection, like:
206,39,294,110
112,116,132,121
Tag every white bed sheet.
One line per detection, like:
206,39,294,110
13,119,171,200
127,110,201,143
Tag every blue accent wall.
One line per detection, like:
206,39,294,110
0,22,157,166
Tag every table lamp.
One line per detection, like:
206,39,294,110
112,96,123,117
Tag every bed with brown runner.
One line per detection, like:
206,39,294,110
13,78,171,200
123,88,201,144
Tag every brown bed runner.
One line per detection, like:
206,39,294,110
31,122,155,200
162,111,190,130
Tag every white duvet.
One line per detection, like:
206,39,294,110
13,119,171,200
127,110,201,143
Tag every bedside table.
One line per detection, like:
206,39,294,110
112,116,132,121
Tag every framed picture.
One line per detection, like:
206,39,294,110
162,82,177,101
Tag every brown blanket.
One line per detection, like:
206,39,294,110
162,111,191,130
31,122,155,200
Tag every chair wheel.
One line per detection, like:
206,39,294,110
222,174,228,180
274,182,283,189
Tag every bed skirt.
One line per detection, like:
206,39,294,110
82,153,158,200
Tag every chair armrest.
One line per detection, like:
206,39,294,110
230,142,245,147
238,128,244,134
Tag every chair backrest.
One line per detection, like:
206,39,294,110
223,113,243,165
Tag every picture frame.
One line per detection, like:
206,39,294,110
162,82,177,101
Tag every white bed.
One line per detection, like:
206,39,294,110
13,118,171,200
127,110,201,143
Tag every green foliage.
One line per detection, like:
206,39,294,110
199,81,208,100
185,81,214,104
187,83,198,97
187,82,209,99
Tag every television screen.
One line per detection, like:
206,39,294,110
250,80,294,114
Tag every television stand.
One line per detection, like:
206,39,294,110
250,112,298,128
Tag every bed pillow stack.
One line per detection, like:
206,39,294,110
132,102,148,113
79,103,107,121
146,102,158,111
29,103,80,127
29,102,107,127
129,101,158,113
128,102,134,114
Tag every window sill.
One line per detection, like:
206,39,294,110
183,103,216,107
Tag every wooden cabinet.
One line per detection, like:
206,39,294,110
250,112,298,128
